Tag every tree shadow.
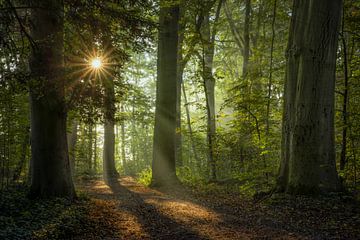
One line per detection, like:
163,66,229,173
106,179,209,240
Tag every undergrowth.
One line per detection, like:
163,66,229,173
0,185,118,240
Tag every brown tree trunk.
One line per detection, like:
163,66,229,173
277,0,342,194
28,0,75,199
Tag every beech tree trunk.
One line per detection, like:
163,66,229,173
199,0,222,181
277,0,342,194
103,75,119,182
28,0,75,198
151,0,180,186
242,0,250,78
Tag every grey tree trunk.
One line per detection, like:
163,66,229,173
277,0,342,194
151,0,180,186
242,0,250,78
182,83,200,165
103,72,119,182
199,0,222,181
120,105,127,174
175,2,185,168
28,0,75,198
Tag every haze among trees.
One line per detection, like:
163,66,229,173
0,0,360,239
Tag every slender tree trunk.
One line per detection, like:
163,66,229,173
67,119,78,177
151,0,180,186
120,105,127,174
28,0,75,198
277,0,342,194
88,123,93,173
182,83,200,165
13,126,30,182
175,2,185,167
265,0,277,135
340,8,349,172
94,124,97,174
199,0,222,181
242,0,251,78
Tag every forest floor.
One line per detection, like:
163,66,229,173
75,176,360,240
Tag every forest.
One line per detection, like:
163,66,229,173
0,0,360,239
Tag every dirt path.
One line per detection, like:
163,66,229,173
79,177,295,239
79,177,360,240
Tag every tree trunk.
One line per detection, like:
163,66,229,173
94,124,97,174
13,126,30,182
277,0,342,194
103,75,119,182
199,0,223,181
151,0,180,186
242,0,251,78
120,105,127,174
175,2,185,168
67,119,78,177
28,0,75,199
182,82,200,165
340,8,349,172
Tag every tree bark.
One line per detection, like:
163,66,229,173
199,0,222,181
340,8,349,172
277,0,342,194
103,74,119,182
242,0,251,78
28,0,75,198
151,0,180,186
120,104,127,174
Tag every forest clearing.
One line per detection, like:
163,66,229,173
1,0,360,239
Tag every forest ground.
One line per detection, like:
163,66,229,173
2,177,360,239
75,177,360,240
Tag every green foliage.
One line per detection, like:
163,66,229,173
137,167,152,186
0,186,91,240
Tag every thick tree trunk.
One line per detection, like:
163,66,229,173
151,0,180,186
277,0,342,194
103,76,119,182
28,0,75,199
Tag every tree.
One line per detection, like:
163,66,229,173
277,0,343,194
151,0,180,186
103,45,120,182
198,0,223,181
28,0,76,198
